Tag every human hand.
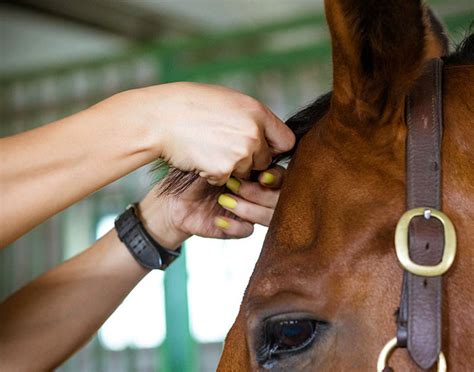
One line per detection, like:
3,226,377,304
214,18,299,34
119,82,294,185
137,166,286,249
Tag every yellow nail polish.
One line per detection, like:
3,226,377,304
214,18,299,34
214,217,230,229
226,178,241,194
261,171,275,185
218,194,237,209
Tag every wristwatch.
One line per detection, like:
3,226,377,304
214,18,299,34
114,203,181,270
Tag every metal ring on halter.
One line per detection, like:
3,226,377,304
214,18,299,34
377,337,447,372
395,207,456,277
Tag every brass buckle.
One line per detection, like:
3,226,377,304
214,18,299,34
377,337,447,371
395,207,456,277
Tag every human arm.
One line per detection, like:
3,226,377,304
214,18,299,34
0,82,294,248
0,228,147,371
0,167,285,371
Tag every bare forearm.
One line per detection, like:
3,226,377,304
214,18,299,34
0,82,294,248
0,91,159,247
0,230,148,371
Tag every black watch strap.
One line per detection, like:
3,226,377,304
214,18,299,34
114,203,181,270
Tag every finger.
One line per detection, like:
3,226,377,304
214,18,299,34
217,194,273,226
200,171,229,186
258,106,296,154
233,134,272,177
225,177,279,208
252,139,272,171
258,165,285,189
213,216,254,238
232,157,253,180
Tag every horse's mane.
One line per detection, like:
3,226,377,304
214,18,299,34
154,27,473,196
271,92,332,166
443,22,474,65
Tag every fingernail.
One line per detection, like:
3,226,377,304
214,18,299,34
218,194,237,209
226,177,241,194
214,217,230,229
261,171,275,185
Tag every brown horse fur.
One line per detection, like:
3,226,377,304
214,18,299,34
154,1,472,370
213,2,474,372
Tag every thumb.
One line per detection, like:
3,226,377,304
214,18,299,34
260,107,295,154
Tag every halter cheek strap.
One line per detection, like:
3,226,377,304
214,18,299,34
378,59,457,371
400,57,445,368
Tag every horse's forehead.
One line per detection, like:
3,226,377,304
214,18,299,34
265,128,342,250
267,166,403,258
245,121,406,304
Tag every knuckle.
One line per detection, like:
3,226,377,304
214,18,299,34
245,133,263,155
212,168,225,178
237,203,251,219
239,97,268,123
249,99,267,116
239,183,258,201
219,159,235,173
241,95,262,111
212,167,229,179
243,141,255,156
245,123,261,140
233,143,252,160
237,182,251,199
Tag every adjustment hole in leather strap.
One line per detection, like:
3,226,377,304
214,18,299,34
423,279,428,288
395,207,456,277
425,242,430,251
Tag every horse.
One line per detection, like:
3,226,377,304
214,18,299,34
159,0,473,370
211,1,474,371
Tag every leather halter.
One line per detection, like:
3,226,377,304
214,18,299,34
378,59,457,371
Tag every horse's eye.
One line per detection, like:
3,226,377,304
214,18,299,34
272,319,314,349
256,318,328,365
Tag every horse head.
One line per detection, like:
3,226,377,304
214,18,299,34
218,1,474,370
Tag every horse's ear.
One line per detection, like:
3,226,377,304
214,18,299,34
324,0,445,124
425,8,450,58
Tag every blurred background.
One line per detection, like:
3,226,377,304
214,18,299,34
0,1,472,371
